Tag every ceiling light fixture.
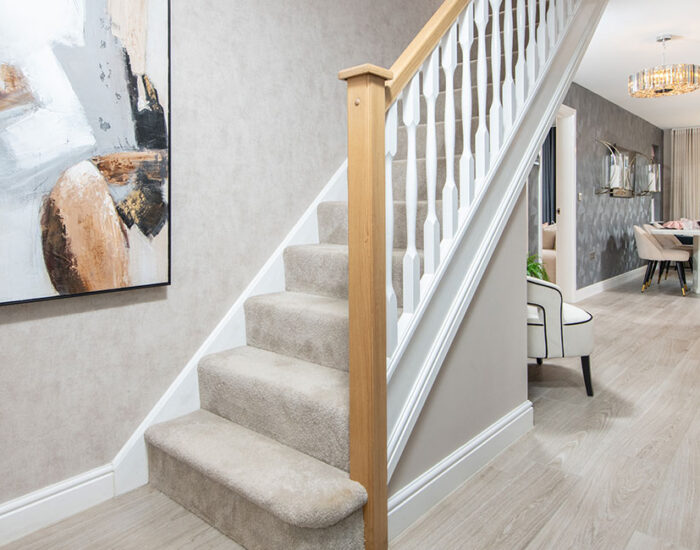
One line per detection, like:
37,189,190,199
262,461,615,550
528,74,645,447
628,34,700,98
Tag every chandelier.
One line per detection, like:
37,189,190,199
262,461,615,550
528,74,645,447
628,34,700,98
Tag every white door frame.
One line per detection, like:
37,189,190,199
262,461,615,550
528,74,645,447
555,104,577,302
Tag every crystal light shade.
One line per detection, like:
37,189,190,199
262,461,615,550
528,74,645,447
629,63,700,98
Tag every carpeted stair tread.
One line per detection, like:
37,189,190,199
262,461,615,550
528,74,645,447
145,409,366,529
284,243,423,308
245,291,349,370
199,345,349,470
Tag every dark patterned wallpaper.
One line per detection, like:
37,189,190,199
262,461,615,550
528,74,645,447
563,83,664,289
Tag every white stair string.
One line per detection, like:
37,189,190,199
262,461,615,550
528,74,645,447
423,48,441,273
402,75,421,314
441,24,459,240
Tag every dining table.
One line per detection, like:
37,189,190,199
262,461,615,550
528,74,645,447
648,226,700,294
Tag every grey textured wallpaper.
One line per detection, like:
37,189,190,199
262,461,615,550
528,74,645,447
527,162,540,257
563,83,664,289
0,0,443,503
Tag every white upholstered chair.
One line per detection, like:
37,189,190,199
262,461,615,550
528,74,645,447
527,276,594,396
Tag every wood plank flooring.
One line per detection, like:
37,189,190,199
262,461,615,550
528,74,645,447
1,487,243,550
392,278,700,550
3,277,698,549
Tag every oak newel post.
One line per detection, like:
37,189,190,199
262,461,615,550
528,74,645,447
338,63,392,550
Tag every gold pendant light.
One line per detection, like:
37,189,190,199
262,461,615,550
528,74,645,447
628,34,700,98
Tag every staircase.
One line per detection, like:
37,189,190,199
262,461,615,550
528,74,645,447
144,0,607,548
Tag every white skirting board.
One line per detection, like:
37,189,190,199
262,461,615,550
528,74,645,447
0,465,114,546
0,161,347,547
387,401,533,541
573,266,646,303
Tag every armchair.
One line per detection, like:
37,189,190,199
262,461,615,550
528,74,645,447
527,276,594,396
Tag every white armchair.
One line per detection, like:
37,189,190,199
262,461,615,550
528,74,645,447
527,276,594,396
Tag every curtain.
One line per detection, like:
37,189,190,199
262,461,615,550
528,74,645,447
541,127,556,224
670,127,700,220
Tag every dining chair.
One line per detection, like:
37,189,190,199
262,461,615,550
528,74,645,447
633,226,689,295
643,224,693,283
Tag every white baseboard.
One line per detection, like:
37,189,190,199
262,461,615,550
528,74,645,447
387,401,533,541
573,266,646,303
0,161,348,545
0,465,114,546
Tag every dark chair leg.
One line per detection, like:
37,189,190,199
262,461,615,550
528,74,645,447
649,261,658,286
658,261,666,284
675,262,687,296
581,355,593,396
536,358,543,365
642,260,653,291
665,262,671,280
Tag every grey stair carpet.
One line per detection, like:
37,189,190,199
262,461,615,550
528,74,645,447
199,346,349,470
144,15,521,549
285,244,424,309
245,291,349,370
146,410,365,550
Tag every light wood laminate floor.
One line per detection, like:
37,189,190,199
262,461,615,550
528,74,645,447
3,278,698,549
392,278,700,550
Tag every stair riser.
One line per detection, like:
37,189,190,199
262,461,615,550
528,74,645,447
436,50,520,92
198,355,349,471
392,156,467,201
148,445,364,550
396,119,469,161
245,296,349,371
318,201,444,251
285,247,424,309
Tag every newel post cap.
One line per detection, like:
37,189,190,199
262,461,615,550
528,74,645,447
338,63,393,81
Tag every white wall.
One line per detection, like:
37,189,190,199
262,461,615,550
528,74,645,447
389,192,529,522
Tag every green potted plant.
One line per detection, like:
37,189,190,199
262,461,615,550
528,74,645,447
527,254,550,281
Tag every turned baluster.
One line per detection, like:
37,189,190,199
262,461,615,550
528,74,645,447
458,4,475,210
402,75,421,313
385,103,398,355
422,48,441,273
441,23,459,240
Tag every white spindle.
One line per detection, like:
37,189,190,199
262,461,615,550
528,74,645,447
537,0,548,69
422,48,440,273
475,0,490,184
402,75,421,314
441,23,459,240
489,0,503,157
458,4,475,210
385,103,398,355
527,0,539,88
558,0,566,38
515,0,528,113
502,0,515,135
547,0,557,54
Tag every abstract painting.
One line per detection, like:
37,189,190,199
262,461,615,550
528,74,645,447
0,0,170,305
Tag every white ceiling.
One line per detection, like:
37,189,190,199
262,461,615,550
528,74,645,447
575,0,700,130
